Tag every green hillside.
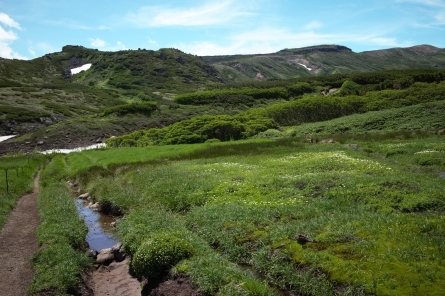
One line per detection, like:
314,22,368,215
1,44,444,150
203,44,445,82
1,44,445,295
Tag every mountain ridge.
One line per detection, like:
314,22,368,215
202,44,445,82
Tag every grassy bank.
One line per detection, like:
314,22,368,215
0,153,46,229
29,155,91,295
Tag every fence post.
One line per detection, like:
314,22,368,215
5,169,8,193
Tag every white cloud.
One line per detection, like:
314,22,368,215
175,41,246,56
27,42,55,57
147,39,159,47
396,0,445,25
0,12,21,29
85,39,127,52
176,27,414,56
0,13,26,59
123,0,254,27
116,41,126,50
0,25,17,42
89,38,106,48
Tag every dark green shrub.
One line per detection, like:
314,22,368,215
102,101,158,116
287,82,314,96
0,105,50,122
132,231,194,279
337,80,362,96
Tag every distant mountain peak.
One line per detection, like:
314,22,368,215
277,45,353,55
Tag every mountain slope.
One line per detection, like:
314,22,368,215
0,45,223,90
203,44,445,82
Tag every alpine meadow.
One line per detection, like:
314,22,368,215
1,43,445,296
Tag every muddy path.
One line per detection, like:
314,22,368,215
0,174,40,296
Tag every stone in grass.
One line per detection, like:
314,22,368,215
97,248,114,265
89,202,101,211
96,243,126,265
86,248,98,259
78,192,90,200
112,242,126,262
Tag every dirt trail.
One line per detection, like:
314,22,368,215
0,175,40,296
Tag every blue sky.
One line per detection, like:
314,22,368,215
0,0,444,60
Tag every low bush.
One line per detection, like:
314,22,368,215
0,105,50,122
174,87,289,105
102,101,158,116
132,231,194,279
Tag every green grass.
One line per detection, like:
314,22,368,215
29,160,91,295
0,153,45,229
50,135,442,295
284,99,445,138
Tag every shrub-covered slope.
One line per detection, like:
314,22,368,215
203,44,445,82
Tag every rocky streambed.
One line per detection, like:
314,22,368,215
72,186,142,296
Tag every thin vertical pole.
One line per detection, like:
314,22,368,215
5,169,9,193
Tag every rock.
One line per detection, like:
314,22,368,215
110,220,120,228
96,248,114,265
86,248,98,259
348,144,359,150
89,202,101,211
321,138,335,144
78,192,90,200
295,233,313,245
112,242,126,262
39,117,53,126
37,141,44,145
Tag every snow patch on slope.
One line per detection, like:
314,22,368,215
0,135,16,143
71,63,92,75
297,63,312,71
41,143,106,155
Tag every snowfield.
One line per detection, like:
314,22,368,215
71,63,92,75
297,63,312,71
41,143,106,154
0,135,16,143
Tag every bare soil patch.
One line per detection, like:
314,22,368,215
142,275,205,296
0,175,40,296
88,258,141,296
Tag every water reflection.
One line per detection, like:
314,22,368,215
75,199,118,251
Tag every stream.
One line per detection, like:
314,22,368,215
75,199,119,251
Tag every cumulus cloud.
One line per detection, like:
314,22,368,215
0,12,21,30
0,12,26,59
123,0,254,27
88,39,126,51
89,38,106,48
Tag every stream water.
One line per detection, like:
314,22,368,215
75,199,119,251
